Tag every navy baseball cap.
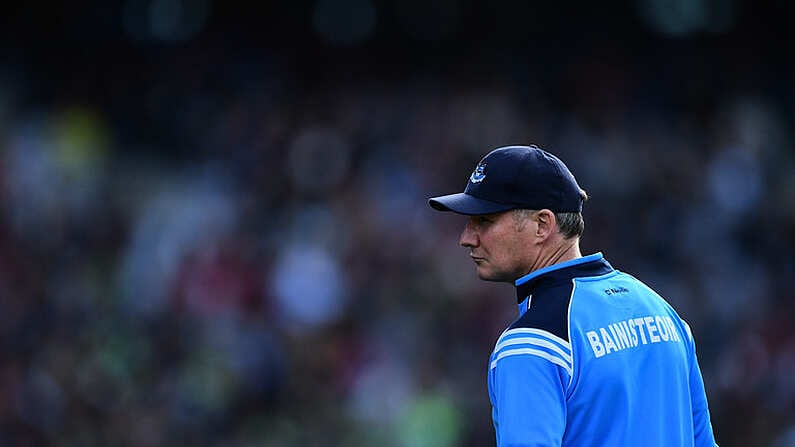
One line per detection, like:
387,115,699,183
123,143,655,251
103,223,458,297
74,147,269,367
428,145,584,215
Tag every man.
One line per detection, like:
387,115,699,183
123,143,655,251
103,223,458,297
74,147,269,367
428,145,718,446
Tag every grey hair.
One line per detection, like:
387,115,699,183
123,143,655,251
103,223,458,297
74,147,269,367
513,189,588,239
555,212,585,239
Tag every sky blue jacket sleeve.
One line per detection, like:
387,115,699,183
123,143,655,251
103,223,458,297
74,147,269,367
685,326,718,447
490,353,569,446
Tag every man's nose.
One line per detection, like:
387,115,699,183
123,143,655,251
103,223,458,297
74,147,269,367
460,221,478,248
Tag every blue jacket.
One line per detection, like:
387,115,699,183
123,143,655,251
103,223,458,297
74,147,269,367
488,253,718,446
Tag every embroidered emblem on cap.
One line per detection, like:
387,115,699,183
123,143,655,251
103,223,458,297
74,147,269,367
470,162,487,184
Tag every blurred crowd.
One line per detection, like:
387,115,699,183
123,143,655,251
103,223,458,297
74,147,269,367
2,2,795,446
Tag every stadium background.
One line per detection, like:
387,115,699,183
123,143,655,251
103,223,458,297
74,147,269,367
1,1,794,445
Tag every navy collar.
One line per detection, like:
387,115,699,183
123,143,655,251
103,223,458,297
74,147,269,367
514,252,613,303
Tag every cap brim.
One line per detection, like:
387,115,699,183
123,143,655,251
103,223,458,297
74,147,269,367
428,193,515,215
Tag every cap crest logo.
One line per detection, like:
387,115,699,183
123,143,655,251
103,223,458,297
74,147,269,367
470,162,486,184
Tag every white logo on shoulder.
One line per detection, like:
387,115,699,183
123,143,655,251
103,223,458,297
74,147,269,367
470,162,486,183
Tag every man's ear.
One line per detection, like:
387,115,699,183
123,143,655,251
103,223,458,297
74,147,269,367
534,209,557,241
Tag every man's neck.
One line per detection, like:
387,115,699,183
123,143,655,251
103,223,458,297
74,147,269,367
528,238,582,274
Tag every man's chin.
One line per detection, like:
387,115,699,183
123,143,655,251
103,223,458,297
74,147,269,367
476,267,518,283
476,269,504,282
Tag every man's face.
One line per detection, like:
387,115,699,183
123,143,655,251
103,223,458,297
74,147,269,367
459,210,536,282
